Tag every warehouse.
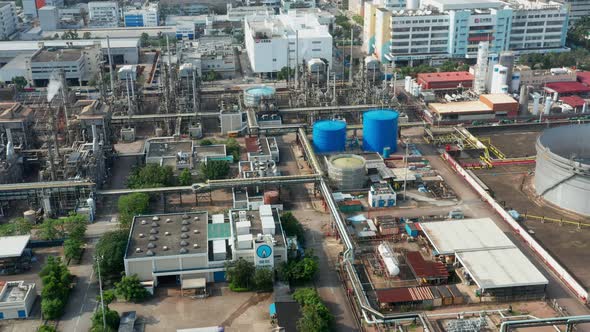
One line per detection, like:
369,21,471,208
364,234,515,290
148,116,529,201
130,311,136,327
0,236,32,275
0,281,36,319
417,72,474,90
544,81,590,97
428,94,518,122
124,208,287,287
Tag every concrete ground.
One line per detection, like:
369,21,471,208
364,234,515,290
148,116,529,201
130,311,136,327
109,286,273,331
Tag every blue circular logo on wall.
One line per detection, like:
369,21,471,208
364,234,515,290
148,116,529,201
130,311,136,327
257,245,272,259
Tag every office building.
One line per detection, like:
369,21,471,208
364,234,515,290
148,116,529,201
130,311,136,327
124,3,159,27
245,13,332,74
39,6,59,31
364,0,569,64
0,2,17,39
88,1,120,28
560,0,590,25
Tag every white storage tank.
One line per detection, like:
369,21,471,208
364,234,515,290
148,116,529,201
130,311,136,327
308,58,326,73
327,154,367,190
377,243,400,277
490,64,508,94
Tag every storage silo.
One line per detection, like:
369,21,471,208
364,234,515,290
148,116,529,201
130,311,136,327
328,154,367,190
313,120,347,153
243,86,276,108
363,110,398,154
490,64,508,94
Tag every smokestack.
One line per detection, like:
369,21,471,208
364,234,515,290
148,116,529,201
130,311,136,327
6,128,14,161
91,124,99,152
518,85,528,114
106,36,115,95
544,96,552,115
532,93,541,115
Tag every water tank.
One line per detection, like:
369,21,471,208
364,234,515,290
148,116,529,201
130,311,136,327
313,120,346,153
263,190,280,205
243,86,276,108
364,56,379,71
363,110,399,154
377,243,400,276
23,210,36,223
155,127,164,137
328,154,367,190
307,58,325,73
406,0,420,10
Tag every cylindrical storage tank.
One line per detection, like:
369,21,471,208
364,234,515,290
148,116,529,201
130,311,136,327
404,76,412,92
364,56,379,71
363,110,398,154
328,154,367,190
544,96,552,115
313,120,346,153
532,94,541,115
383,147,391,158
308,58,325,73
243,86,276,108
23,210,36,223
155,127,164,137
263,190,280,205
499,51,515,90
534,125,590,216
406,0,420,10
491,64,508,94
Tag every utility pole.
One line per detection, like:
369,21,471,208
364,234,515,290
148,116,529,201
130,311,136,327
403,140,409,200
96,255,106,330
349,28,353,84
295,30,299,89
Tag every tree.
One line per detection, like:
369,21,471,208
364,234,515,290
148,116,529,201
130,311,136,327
199,139,214,146
199,160,230,180
352,15,363,26
178,168,193,186
0,217,32,236
222,26,233,35
280,212,305,245
114,275,150,302
11,76,28,91
83,32,92,39
40,256,72,319
63,213,87,240
38,325,58,332
127,164,175,189
91,307,120,332
97,289,116,305
117,193,150,229
253,268,273,292
63,238,84,262
225,258,255,291
277,67,295,81
95,230,129,283
293,288,333,332
279,250,319,284
335,15,351,30
140,32,150,47
38,218,64,240
202,70,220,82
226,138,240,161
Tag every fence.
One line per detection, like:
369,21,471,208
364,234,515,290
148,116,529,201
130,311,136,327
441,151,588,303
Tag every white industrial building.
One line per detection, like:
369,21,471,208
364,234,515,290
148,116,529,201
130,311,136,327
368,182,396,208
364,0,569,64
562,0,590,25
0,39,140,68
123,209,287,286
0,2,17,40
244,13,333,74
88,1,120,28
123,3,159,27
39,6,59,32
27,44,102,86
420,218,548,298
179,37,236,78
0,281,36,319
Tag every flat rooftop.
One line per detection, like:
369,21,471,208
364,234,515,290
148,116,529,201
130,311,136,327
0,103,33,122
32,48,83,62
0,235,30,259
456,248,548,289
126,212,209,259
420,218,514,255
429,101,492,115
481,94,517,104
417,71,473,83
0,281,34,303
194,145,226,157
146,140,193,158
0,39,139,52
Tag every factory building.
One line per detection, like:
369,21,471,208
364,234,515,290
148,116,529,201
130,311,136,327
516,66,577,89
417,72,474,90
123,208,288,287
88,1,120,28
0,2,17,40
368,182,396,208
420,218,548,299
244,14,332,74
428,94,518,122
245,136,279,162
180,37,236,78
123,3,159,27
0,236,32,275
193,145,229,164
364,0,569,63
28,44,102,86
145,139,194,171
0,281,36,319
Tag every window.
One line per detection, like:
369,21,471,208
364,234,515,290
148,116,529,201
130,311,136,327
272,58,276,62
312,48,321,51
312,41,321,44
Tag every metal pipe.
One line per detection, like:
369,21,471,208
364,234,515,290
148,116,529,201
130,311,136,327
106,36,115,94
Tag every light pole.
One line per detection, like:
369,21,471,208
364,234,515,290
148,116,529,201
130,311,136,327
95,255,106,330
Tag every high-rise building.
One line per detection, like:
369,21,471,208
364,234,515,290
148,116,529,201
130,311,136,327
0,2,17,39
364,0,569,64
39,5,59,31
124,3,159,27
559,0,590,25
88,1,120,28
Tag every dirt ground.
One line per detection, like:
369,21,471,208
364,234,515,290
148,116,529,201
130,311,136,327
473,164,590,290
110,285,273,331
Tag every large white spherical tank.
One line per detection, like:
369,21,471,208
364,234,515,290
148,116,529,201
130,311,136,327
534,124,590,216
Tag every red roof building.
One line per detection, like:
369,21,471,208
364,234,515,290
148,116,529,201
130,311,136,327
576,71,590,85
560,96,586,108
376,287,434,304
545,82,590,95
406,251,449,282
417,71,474,90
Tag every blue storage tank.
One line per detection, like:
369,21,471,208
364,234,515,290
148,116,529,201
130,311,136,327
363,109,398,153
313,120,346,153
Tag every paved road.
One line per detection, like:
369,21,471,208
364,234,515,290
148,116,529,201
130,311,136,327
407,128,590,329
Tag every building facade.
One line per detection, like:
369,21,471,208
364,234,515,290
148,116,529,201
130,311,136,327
245,13,332,74
561,0,590,25
0,2,17,40
364,0,569,63
88,1,120,28
27,44,102,86
39,6,59,31
124,3,159,27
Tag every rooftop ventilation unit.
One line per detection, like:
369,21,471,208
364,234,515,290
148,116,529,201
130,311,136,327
149,235,157,241
147,242,156,249
151,222,159,227
135,247,142,253
179,248,188,254
181,226,189,232
149,229,158,234
193,244,199,248
146,250,155,256
152,216,160,221
166,218,172,223
141,220,147,225
182,214,190,219
182,220,190,225
162,246,169,251
139,233,145,238
180,240,189,246
165,231,171,236
181,233,189,239
194,229,200,234
194,216,200,220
